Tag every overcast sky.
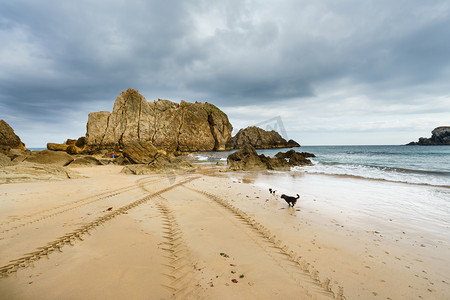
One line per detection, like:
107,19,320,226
1,0,449,147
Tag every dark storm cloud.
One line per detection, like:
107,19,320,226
1,0,449,145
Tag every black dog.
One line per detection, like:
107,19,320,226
281,194,300,207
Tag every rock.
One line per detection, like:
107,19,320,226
0,153,12,167
227,144,267,171
275,149,315,166
65,139,77,146
84,89,233,153
0,162,83,184
47,143,69,151
67,156,103,166
75,137,86,148
0,120,27,153
24,150,74,166
408,126,450,145
7,148,31,163
123,141,159,164
66,145,82,155
121,156,195,175
226,126,300,149
114,156,132,165
227,144,314,171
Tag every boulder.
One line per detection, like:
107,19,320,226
407,126,450,145
67,156,103,166
24,150,74,166
0,120,27,153
0,162,83,184
0,153,12,167
275,149,315,166
226,126,300,149
75,137,86,148
65,139,77,146
66,145,82,155
84,89,233,153
227,144,267,171
47,143,69,152
123,141,159,164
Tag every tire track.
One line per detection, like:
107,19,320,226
183,186,345,300
0,176,200,278
155,195,201,300
0,177,161,235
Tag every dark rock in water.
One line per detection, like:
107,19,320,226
123,141,159,164
68,156,103,166
0,120,27,153
84,88,233,153
275,149,315,166
407,126,450,145
226,126,300,150
0,153,12,167
227,144,313,171
24,150,74,166
227,144,268,170
259,154,291,170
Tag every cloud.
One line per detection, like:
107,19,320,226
0,0,449,146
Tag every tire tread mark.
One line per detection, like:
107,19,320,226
0,177,161,234
184,186,345,300
155,195,202,300
0,176,199,278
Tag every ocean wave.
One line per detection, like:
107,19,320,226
293,162,450,187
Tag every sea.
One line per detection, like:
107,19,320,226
192,145,450,242
191,145,450,188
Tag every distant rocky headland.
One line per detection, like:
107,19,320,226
407,126,450,145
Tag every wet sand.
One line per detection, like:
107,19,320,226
0,165,448,299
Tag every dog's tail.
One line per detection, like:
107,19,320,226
296,194,300,199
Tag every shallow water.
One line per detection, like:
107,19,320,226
192,145,450,187
243,172,450,243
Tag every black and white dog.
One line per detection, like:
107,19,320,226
281,194,300,207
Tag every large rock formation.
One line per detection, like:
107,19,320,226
0,120,26,153
407,126,450,145
121,156,195,175
227,144,314,171
24,150,74,166
0,163,83,184
84,89,233,153
226,126,300,150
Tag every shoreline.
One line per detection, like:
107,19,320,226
0,165,448,299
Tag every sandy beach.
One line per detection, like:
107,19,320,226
0,165,448,299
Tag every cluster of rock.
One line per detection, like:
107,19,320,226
47,137,86,155
1,88,307,182
407,126,450,145
225,126,299,149
227,144,314,171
